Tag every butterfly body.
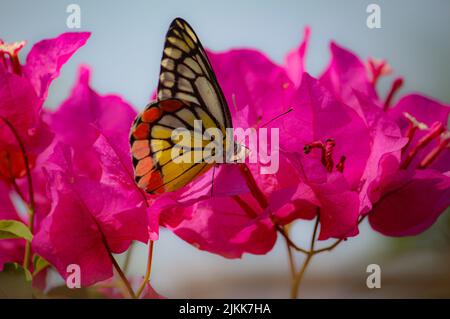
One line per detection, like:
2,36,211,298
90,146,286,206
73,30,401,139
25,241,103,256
130,18,241,194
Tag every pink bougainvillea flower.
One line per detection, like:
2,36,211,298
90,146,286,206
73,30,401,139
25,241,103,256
48,65,137,180
208,39,406,241
0,33,89,182
149,42,377,256
315,39,450,236
0,70,43,180
167,194,277,258
274,73,377,239
319,42,379,113
146,27,449,259
145,47,309,257
386,94,450,172
23,33,91,99
369,160,450,236
32,143,149,286
46,65,155,239
284,26,310,88
149,164,250,244
367,95,450,236
208,48,295,128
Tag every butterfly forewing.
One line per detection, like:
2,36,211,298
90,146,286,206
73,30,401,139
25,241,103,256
157,18,232,133
130,18,234,194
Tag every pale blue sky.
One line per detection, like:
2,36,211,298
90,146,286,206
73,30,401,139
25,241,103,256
1,0,450,111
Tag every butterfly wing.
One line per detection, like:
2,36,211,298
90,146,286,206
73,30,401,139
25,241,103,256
130,18,234,194
157,18,233,132
131,98,221,193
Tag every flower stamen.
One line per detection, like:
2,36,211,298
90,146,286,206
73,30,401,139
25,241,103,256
418,131,450,169
400,121,446,169
0,40,26,75
402,112,429,154
367,58,392,87
383,77,404,111
304,138,338,172
336,155,346,173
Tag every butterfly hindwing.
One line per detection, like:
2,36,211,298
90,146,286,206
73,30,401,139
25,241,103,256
130,99,218,193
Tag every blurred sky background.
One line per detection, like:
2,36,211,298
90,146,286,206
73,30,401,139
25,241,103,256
1,0,450,298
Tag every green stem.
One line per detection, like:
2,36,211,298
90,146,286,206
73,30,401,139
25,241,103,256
283,226,296,279
291,212,319,299
0,116,35,271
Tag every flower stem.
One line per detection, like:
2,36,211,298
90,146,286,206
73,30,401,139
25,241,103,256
290,251,313,298
0,116,35,271
283,226,296,279
92,218,136,299
312,238,343,254
136,241,155,298
107,248,137,299
290,214,368,298
122,242,134,274
290,212,319,299
276,225,308,254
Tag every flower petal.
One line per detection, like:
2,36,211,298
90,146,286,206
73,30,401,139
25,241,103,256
284,26,310,87
49,65,137,178
320,42,378,115
369,168,450,236
208,49,294,127
280,73,371,189
168,196,276,258
388,94,450,172
24,32,90,99
32,143,148,286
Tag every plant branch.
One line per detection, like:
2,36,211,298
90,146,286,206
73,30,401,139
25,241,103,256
136,241,155,298
276,225,309,254
312,215,367,254
108,248,137,299
122,242,134,274
92,218,136,299
0,116,36,271
282,226,296,279
290,212,320,299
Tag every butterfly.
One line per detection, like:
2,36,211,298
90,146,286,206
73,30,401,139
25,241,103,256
130,18,245,194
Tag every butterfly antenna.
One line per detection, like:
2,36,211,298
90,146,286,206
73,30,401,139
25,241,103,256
260,107,294,128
